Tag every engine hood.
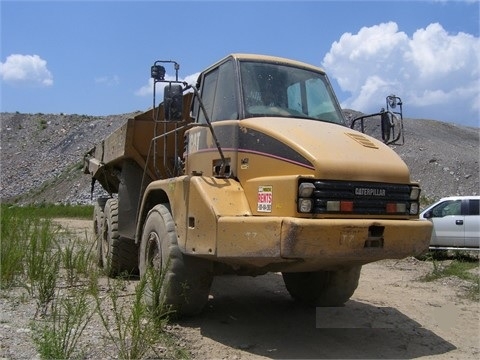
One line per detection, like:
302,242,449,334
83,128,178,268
240,117,411,184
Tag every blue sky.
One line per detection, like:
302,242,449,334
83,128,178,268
1,0,479,127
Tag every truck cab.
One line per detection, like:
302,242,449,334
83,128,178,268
185,54,346,178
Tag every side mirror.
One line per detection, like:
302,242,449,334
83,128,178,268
380,111,393,143
387,95,397,109
423,210,432,219
164,84,183,121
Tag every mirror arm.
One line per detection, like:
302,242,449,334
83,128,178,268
350,111,384,131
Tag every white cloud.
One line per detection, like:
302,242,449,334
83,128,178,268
135,72,200,97
323,22,480,126
94,75,120,86
135,79,154,97
0,54,53,86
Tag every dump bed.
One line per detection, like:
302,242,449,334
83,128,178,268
84,94,192,193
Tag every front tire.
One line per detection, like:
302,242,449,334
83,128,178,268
139,204,213,317
282,266,362,306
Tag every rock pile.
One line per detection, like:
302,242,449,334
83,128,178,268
1,111,478,206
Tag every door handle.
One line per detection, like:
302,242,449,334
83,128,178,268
455,220,464,225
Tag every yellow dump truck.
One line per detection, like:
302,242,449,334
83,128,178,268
84,54,432,316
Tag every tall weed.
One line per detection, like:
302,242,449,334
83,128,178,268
61,235,95,287
32,288,94,359
22,216,60,313
1,206,59,303
1,207,29,288
2,204,184,359
95,274,171,359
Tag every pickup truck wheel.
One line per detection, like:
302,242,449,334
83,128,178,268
102,198,139,277
139,204,213,317
94,197,108,267
282,266,362,306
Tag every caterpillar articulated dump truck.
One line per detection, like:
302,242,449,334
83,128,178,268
84,54,432,316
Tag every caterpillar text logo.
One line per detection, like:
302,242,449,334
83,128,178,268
355,188,386,196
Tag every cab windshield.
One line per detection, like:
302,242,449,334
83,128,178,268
240,61,345,124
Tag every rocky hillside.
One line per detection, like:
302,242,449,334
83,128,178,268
1,111,478,207
1,112,135,205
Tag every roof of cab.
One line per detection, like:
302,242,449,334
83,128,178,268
438,196,480,201
204,53,326,75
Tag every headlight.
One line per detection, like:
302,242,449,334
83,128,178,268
410,202,419,215
410,186,420,200
299,182,315,197
298,198,313,213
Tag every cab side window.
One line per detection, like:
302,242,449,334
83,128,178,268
431,200,462,217
197,60,238,124
468,199,479,215
197,68,218,124
212,60,238,121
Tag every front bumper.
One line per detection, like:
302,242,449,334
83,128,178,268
214,217,432,272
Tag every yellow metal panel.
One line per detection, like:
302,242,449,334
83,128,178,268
280,218,432,260
214,216,431,272
237,151,314,180
243,175,305,216
212,216,431,272
92,94,194,180
139,177,190,249
240,118,411,183
216,216,283,262
185,176,252,255
102,121,129,164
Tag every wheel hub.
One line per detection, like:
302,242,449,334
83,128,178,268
147,232,162,270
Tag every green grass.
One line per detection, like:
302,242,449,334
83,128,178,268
1,203,91,288
1,203,93,219
420,251,479,301
95,276,172,359
1,208,29,288
32,288,94,360
1,204,185,359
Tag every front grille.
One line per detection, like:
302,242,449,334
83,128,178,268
310,180,411,215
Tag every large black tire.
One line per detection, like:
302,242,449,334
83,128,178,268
139,204,213,317
282,266,362,307
101,198,139,277
94,197,109,267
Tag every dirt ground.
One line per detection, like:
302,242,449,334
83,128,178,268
2,219,479,359
64,219,480,359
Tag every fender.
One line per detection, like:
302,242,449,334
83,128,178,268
134,176,251,256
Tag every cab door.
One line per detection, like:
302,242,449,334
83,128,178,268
428,199,464,247
464,199,480,248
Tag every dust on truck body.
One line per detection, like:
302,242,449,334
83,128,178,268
84,53,432,316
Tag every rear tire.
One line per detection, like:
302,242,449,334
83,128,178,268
94,197,108,267
139,204,213,317
282,266,362,306
101,198,139,277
